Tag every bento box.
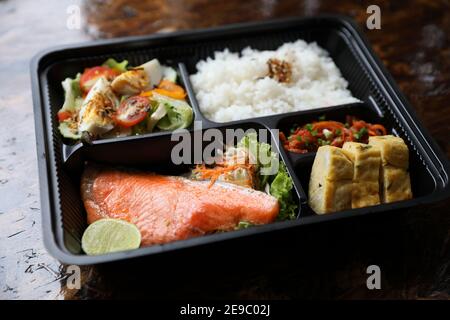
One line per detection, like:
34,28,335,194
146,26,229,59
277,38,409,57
31,15,450,265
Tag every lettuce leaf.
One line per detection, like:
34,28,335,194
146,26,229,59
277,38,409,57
58,74,84,140
152,93,193,131
270,163,297,220
238,133,297,220
103,58,128,73
237,132,278,182
61,73,83,112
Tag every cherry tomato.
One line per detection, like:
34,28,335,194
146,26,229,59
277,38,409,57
80,66,119,93
114,96,150,128
57,110,72,122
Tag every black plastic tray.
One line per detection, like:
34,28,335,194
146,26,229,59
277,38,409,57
31,15,450,265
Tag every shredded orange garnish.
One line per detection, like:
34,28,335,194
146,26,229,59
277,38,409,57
193,160,256,188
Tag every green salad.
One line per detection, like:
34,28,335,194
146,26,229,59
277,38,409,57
56,58,193,142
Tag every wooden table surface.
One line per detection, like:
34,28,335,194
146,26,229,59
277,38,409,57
0,0,449,300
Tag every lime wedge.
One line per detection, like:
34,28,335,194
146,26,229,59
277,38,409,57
81,219,141,255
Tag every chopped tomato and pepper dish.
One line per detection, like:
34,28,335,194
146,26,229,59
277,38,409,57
280,115,388,153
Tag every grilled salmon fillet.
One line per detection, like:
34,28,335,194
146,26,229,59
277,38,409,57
81,165,280,246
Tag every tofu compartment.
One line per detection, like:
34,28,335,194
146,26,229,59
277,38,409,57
294,147,436,217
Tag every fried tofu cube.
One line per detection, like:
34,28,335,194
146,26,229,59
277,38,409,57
342,142,381,208
380,165,413,203
309,181,353,214
308,146,354,214
369,135,413,203
343,142,381,182
309,145,354,182
368,135,409,169
352,182,380,208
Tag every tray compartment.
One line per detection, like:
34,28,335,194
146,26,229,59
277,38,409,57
43,59,201,159
274,102,438,215
58,122,302,256
293,145,437,219
181,22,394,123
61,61,205,163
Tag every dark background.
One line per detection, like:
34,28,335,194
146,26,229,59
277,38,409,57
0,0,449,299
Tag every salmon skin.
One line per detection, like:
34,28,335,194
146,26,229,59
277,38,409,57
81,164,280,246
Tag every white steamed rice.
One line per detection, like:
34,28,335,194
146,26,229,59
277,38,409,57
190,40,359,122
